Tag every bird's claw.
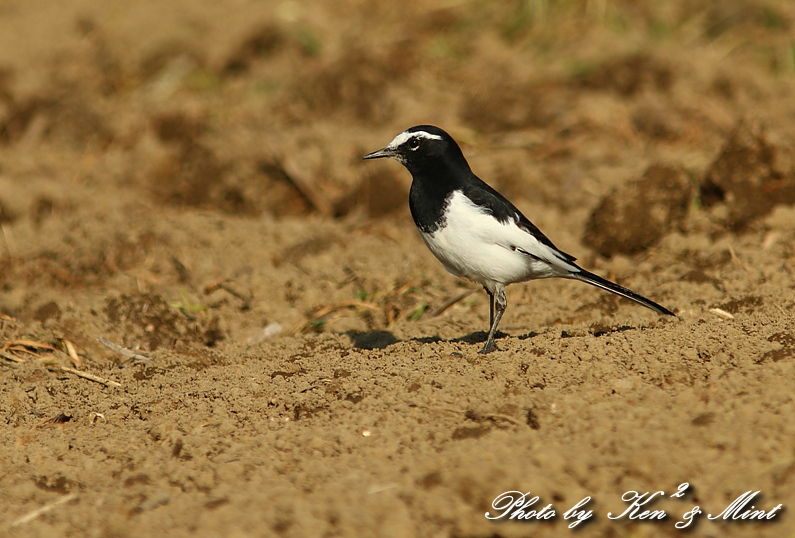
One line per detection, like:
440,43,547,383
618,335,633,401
479,340,498,354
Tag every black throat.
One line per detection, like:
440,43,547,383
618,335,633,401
407,146,472,234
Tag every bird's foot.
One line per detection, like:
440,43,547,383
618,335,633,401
479,340,498,354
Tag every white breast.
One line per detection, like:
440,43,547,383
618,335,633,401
419,191,578,288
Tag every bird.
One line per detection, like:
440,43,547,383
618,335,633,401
363,125,675,354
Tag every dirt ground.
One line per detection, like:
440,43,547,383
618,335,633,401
2,1,795,536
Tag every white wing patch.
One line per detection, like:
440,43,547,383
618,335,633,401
387,130,442,150
420,191,579,287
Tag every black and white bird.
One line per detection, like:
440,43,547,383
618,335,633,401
363,125,674,354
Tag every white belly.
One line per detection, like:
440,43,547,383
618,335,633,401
419,191,573,287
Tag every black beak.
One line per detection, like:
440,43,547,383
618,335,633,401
362,147,394,160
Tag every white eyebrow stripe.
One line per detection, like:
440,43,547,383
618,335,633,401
387,130,442,149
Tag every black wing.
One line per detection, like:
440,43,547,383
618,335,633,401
461,177,578,264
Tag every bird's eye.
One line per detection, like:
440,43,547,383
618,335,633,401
407,137,421,150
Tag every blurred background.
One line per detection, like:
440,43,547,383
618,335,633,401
3,2,795,537
1,0,794,223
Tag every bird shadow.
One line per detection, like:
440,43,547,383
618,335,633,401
344,325,635,351
344,329,540,351
344,330,399,350
591,324,635,337
450,330,508,344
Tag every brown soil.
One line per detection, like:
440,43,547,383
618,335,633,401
2,1,795,537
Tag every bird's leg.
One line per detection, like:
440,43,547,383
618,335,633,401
483,286,494,328
480,285,506,354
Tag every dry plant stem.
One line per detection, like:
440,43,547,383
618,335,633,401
290,301,381,335
11,493,78,527
709,307,735,319
4,339,56,351
97,337,151,363
61,366,121,387
63,339,82,366
430,288,478,318
216,282,253,308
0,350,24,363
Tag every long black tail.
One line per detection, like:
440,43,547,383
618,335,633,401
571,269,675,316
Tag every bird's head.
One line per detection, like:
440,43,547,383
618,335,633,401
363,125,469,175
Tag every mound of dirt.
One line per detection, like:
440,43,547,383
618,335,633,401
700,121,795,230
583,164,693,257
